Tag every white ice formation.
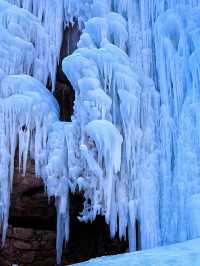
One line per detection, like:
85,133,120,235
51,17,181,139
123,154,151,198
62,0,200,258
0,0,68,263
1,0,200,264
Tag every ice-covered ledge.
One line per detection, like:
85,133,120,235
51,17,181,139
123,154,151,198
71,238,200,266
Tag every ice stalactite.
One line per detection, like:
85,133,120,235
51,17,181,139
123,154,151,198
45,122,71,264
155,5,200,244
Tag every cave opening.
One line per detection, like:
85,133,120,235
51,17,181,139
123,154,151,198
54,77,75,122
63,193,129,265
7,184,128,266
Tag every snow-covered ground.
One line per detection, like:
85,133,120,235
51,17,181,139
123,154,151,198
71,238,200,266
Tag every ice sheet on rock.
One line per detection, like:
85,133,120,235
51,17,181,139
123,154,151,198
0,75,59,114
7,0,102,88
84,14,128,50
0,0,54,86
0,74,59,246
155,6,200,244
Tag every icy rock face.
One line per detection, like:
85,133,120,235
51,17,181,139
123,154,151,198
0,1,68,264
6,0,102,89
155,6,200,243
2,0,200,265
0,0,57,86
6,0,65,90
0,74,59,244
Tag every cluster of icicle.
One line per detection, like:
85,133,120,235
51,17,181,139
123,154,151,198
2,0,200,265
0,0,72,264
62,0,161,252
63,0,200,257
155,4,200,243
0,0,105,264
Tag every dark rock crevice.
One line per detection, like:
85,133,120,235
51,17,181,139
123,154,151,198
54,79,75,121
54,22,80,122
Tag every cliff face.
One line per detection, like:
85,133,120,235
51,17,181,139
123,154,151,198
0,156,57,266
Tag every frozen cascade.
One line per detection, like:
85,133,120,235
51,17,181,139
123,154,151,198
62,0,161,253
0,0,60,86
62,0,200,259
6,0,101,89
1,0,200,265
155,5,200,243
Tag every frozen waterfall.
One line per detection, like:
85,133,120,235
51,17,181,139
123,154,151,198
1,0,200,264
